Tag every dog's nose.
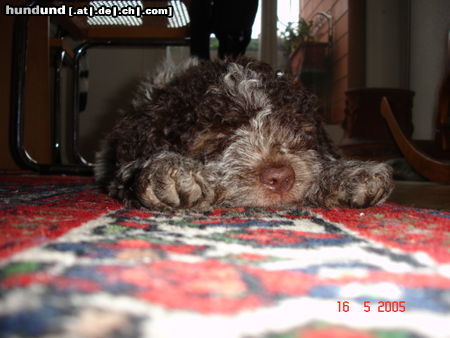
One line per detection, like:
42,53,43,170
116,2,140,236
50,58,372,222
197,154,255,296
259,166,295,193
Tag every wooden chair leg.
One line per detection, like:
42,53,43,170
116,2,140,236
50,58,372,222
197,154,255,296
380,97,450,184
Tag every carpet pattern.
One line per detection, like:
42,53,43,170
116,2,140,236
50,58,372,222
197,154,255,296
1,173,450,337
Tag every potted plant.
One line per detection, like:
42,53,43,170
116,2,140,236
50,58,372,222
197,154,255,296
281,18,329,77
280,19,314,54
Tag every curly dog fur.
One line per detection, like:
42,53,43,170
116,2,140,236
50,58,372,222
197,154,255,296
95,57,393,210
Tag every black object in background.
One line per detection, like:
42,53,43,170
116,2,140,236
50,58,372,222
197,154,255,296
189,0,258,60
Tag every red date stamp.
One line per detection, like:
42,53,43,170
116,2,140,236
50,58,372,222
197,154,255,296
337,301,406,312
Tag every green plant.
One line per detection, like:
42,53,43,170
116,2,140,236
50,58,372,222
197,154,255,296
280,18,314,53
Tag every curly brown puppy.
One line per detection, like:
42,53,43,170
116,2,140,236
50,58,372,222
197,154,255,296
95,57,393,210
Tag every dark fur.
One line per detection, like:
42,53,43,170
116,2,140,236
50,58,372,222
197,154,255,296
95,57,393,210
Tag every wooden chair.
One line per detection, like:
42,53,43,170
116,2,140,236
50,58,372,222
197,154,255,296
381,86,450,184
380,30,450,184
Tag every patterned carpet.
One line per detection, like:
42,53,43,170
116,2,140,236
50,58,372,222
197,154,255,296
1,173,450,338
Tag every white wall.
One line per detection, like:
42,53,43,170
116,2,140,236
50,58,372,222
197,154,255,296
365,0,410,89
409,0,450,139
365,0,450,140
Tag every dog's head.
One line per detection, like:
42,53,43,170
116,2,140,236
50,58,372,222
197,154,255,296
187,61,325,207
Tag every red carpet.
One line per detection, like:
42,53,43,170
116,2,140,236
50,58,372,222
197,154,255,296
1,173,450,337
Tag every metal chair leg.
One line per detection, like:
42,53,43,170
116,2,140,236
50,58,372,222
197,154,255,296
69,38,190,167
9,13,93,175
51,47,65,164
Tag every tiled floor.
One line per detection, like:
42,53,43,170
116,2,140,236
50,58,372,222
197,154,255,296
388,180,450,211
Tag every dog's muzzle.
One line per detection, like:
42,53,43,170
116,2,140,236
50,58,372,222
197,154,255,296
259,166,295,193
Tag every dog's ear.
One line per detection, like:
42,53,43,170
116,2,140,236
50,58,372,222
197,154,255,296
197,62,272,127
221,63,271,112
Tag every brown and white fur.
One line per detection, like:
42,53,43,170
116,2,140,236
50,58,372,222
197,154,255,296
95,57,393,210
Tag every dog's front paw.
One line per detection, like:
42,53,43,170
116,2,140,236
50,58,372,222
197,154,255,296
331,162,394,208
135,153,215,210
